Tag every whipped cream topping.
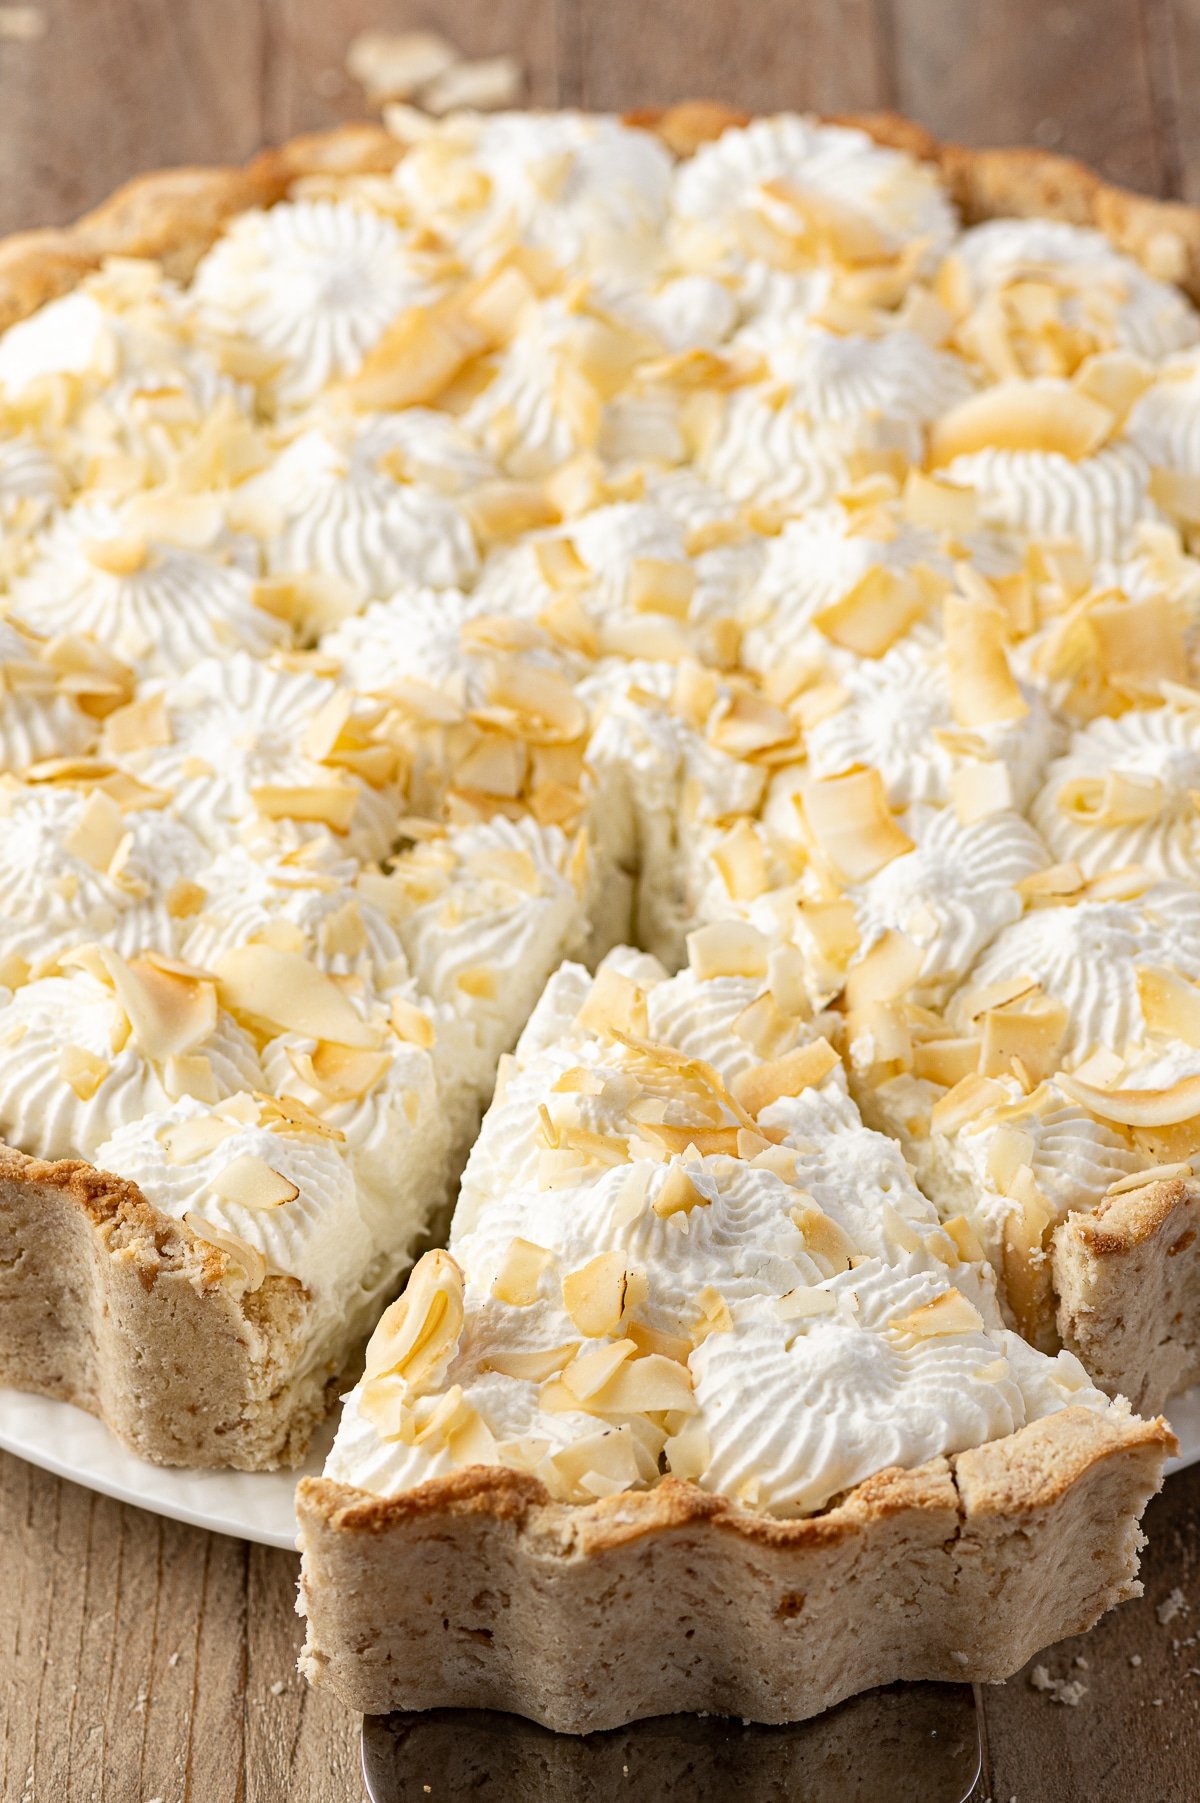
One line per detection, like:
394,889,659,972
672,116,957,284
1032,705,1200,880
954,884,1200,1064
0,783,207,976
190,200,439,408
393,111,675,280
802,633,1056,811
1127,351,1200,476
0,619,98,771
940,440,1156,562
852,805,1050,995
10,499,283,677
111,652,402,861
942,218,1200,364
0,965,262,1161
234,422,480,600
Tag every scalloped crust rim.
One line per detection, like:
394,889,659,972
296,1406,1172,1729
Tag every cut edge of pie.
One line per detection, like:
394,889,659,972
0,98,1192,1720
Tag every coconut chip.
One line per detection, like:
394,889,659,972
363,1249,464,1393
801,766,914,883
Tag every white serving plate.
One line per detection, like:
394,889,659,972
2,1382,1200,1549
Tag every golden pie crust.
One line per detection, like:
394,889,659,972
0,99,1191,1724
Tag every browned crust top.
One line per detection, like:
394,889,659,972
1065,1177,1200,1258
296,1404,1174,1556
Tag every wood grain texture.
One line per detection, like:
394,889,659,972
3,2,1200,1798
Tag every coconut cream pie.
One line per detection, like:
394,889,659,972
2,101,1200,1726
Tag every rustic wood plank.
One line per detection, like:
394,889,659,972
0,1451,361,1802
0,0,268,236
890,0,1169,195
1147,0,1200,201
571,0,892,115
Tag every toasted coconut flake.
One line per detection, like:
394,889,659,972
664,1417,711,1482
158,1114,239,1164
707,689,796,759
641,1123,743,1157
890,1288,984,1338
345,27,458,103
626,557,696,620
942,1214,985,1263
364,1249,464,1392
777,1285,838,1322
789,1202,855,1274
1090,593,1187,690
389,995,436,1049
287,1041,391,1103
950,759,1015,824
163,1053,218,1104
209,1154,299,1211
845,931,925,1009
58,1044,109,1101
732,1038,839,1117
250,780,360,833
978,996,1067,1085
1057,770,1165,828
552,1339,637,1405
801,766,913,882
1107,1161,1194,1196
1073,350,1152,425
581,1350,697,1417
902,470,979,535
182,1212,267,1290
685,919,769,983
929,381,1113,466
62,791,125,873
652,1163,708,1219
912,1034,980,1087
944,592,1027,726
97,947,217,1063
562,1252,644,1337
1017,862,1085,904
422,54,522,115
214,945,379,1048
813,565,928,658
1149,466,1200,526
102,692,171,757
711,819,768,904
931,1072,1009,1135
485,1343,578,1382
344,298,485,413
491,1237,553,1308
546,1424,646,1500
1137,966,1200,1047
848,998,911,1073
575,966,648,1040
259,1091,346,1141
1058,1070,1200,1127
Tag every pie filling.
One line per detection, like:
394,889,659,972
1,107,1199,1507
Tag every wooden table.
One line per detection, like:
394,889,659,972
3,1,1200,1796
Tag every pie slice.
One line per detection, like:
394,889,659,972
298,945,1170,1727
